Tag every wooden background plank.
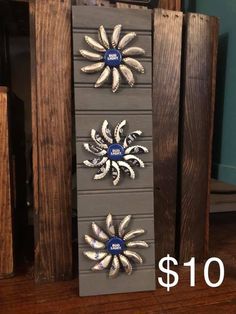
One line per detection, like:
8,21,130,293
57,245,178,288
179,13,219,263
153,9,183,261
29,0,72,282
0,87,14,278
158,0,181,11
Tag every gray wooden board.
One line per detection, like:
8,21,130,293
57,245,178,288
74,87,152,111
73,5,155,296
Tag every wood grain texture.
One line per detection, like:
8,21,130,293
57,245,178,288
29,0,72,282
153,9,183,260
179,14,219,263
158,0,181,11
0,87,14,278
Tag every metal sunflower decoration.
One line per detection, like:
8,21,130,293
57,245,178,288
83,119,149,185
83,213,148,278
80,24,145,92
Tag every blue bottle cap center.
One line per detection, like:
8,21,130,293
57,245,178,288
107,144,125,161
107,237,125,255
104,49,122,67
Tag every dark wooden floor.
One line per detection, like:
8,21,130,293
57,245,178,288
0,212,236,313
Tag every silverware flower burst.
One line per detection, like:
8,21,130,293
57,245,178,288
80,24,145,92
83,120,149,185
83,213,148,278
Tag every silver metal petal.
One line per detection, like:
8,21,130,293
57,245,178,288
81,62,105,73
92,254,112,271
83,143,107,156
119,254,132,275
118,215,132,238
109,255,120,278
95,66,111,88
85,35,106,52
94,160,111,180
80,49,103,61
123,154,145,168
106,213,116,237
123,250,143,264
125,145,149,155
126,240,149,248
111,161,120,186
84,235,105,249
123,229,145,241
123,130,142,148
83,156,108,168
114,120,126,143
117,161,135,179
111,24,122,48
118,32,136,50
122,47,145,56
98,25,110,49
83,251,107,261
102,120,113,144
119,64,134,87
123,57,144,73
91,129,108,149
112,67,120,93
92,222,109,242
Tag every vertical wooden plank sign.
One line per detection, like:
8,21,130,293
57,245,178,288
153,9,183,261
30,0,72,282
179,14,219,263
72,6,156,296
0,87,14,278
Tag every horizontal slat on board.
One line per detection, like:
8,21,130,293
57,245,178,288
74,60,151,84
79,268,156,296
74,87,152,111
75,114,153,138
77,190,154,217
77,164,153,191
76,139,153,164
72,6,152,31
73,32,152,58
78,216,154,244
79,243,155,271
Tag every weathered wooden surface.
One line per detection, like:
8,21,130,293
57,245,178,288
179,14,219,263
29,0,72,282
73,5,155,296
153,9,183,261
158,0,181,11
0,87,14,278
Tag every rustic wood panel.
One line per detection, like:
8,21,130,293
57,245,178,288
158,0,181,11
153,9,183,261
179,14,219,263
0,87,14,278
29,0,72,282
73,5,155,296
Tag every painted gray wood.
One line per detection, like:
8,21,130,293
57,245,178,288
77,190,154,217
79,268,156,296
73,5,155,296
72,6,152,31
74,87,152,111
75,114,153,138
